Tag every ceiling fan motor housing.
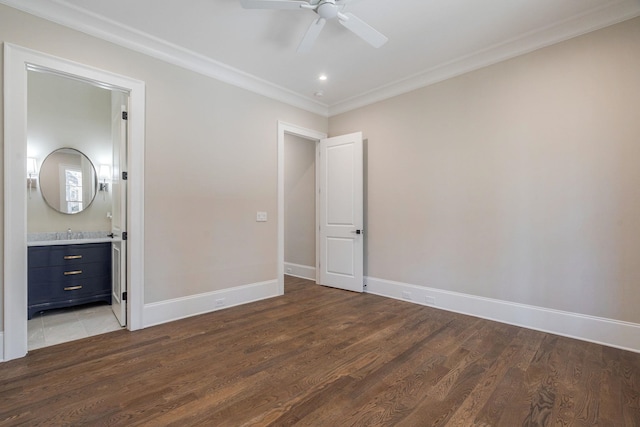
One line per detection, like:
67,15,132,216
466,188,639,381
317,1,339,20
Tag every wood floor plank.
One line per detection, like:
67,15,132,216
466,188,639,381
446,327,540,426
551,341,602,426
308,319,476,426
392,322,515,427
495,334,565,426
472,328,546,426
620,349,640,425
598,346,623,427
1,276,639,426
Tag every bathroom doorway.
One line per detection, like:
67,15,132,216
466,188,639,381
4,44,146,361
26,69,126,350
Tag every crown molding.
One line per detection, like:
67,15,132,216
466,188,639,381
0,0,330,117
2,0,638,118
328,0,640,116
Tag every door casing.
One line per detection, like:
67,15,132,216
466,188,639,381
278,122,364,294
277,122,327,294
3,43,146,361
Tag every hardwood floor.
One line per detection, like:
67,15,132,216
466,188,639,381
1,275,639,426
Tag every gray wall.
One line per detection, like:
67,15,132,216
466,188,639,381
330,17,640,323
0,2,328,324
284,133,316,268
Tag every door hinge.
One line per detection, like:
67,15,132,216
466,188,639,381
122,111,128,120
122,291,127,301
122,232,128,241
122,171,128,180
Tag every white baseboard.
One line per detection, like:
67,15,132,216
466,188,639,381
0,332,4,362
143,280,280,328
284,262,316,281
365,276,640,353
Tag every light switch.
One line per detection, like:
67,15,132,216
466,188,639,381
256,211,268,222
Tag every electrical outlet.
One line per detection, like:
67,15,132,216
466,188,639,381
401,291,412,300
425,296,436,306
256,211,268,222
215,298,225,308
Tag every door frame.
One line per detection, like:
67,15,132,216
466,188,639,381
277,121,327,294
3,43,146,361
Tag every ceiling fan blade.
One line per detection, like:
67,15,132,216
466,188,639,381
297,17,326,53
240,0,310,10
338,12,388,48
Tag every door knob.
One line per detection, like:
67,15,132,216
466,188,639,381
351,229,364,235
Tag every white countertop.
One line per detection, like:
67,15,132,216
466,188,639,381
27,238,114,247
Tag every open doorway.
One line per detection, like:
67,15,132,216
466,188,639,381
277,122,326,294
284,133,318,283
4,44,145,361
277,123,365,295
26,69,126,350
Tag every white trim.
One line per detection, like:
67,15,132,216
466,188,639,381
143,280,279,328
0,333,4,362
4,44,29,361
3,43,146,361
284,263,316,281
0,0,328,117
277,122,327,295
365,276,640,354
1,1,638,117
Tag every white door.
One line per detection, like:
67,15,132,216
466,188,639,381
319,132,364,292
111,97,128,326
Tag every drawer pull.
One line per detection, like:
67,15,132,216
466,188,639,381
64,255,83,260
64,285,83,291
64,270,83,276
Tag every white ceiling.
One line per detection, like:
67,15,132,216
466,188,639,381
4,0,640,116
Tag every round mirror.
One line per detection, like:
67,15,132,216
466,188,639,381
39,148,98,214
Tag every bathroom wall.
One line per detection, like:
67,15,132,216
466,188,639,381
27,70,113,233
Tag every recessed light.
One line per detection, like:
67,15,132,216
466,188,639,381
318,74,328,81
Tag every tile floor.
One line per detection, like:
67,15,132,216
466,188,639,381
28,303,123,350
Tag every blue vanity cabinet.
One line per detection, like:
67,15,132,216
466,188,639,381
28,242,112,319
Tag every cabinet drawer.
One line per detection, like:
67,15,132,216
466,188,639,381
28,243,111,268
29,276,111,305
28,261,110,284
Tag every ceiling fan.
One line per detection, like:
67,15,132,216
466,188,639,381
240,0,388,53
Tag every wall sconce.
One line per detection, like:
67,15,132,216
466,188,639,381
99,164,111,192
27,157,38,198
